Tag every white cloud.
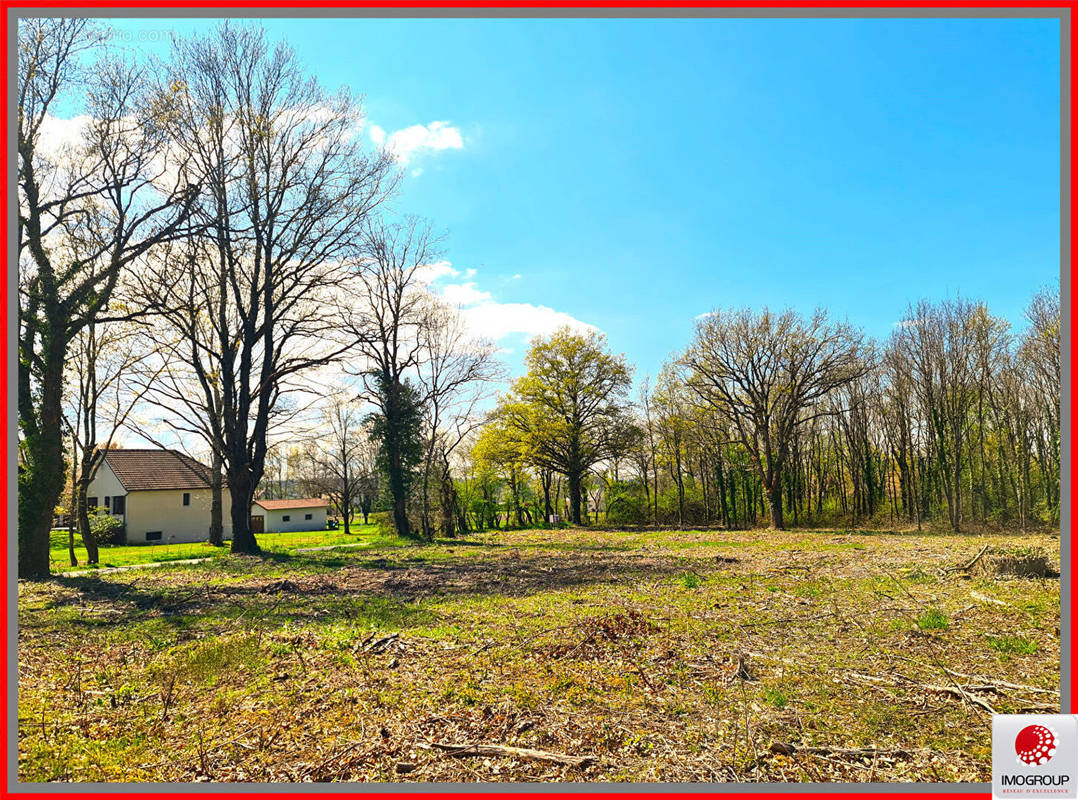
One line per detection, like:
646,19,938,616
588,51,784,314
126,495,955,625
370,120,463,164
695,311,718,320
414,260,460,284
441,282,492,306
433,271,595,339
414,261,597,340
510,273,522,281
37,114,90,157
410,167,424,178
460,302,597,340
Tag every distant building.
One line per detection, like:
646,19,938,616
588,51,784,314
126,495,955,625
86,449,233,544
250,498,330,533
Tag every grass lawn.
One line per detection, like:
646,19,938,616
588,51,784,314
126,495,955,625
48,524,384,572
19,527,1060,783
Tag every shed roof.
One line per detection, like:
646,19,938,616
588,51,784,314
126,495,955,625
252,498,330,511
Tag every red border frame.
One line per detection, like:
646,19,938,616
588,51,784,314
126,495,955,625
0,2,1069,797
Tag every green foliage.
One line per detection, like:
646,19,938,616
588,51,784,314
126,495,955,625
368,511,397,539
604,479,649,525
916,608,950,630
763,686,789,708
679,572,701,589
87,509,122,545
483,327,635,524
366,373,425,533
986,634,1038,656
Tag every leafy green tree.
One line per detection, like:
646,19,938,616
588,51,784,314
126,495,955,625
473,418,531,527
495,327,634,525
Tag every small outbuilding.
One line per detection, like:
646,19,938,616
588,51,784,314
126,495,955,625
250,498,331,533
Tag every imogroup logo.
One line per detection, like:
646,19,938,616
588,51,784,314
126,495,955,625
994,715,1077,798
1017,725,1060,766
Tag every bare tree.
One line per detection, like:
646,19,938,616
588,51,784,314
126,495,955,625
893,299,983,532
18,19,197,577
299,394,368,532
1021,288,1061,523
684,308,866,530
415,299,503,538
653,365,692,528
137,23,395,554
63,320,159,563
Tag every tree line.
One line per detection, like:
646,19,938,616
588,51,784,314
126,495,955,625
457,293,1059,536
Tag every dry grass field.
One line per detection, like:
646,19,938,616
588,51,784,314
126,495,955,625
18,527,1060,783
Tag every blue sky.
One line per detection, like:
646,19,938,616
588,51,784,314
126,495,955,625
108,16,1061,383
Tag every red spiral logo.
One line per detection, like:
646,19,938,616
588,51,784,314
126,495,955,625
1015,724,1058,766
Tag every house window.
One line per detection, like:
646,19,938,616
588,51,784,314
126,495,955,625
182,492,190,506
104,496,111,511
87,497,98,511
112,496,126,515
282,515,291,522
305,514,312,520
146,531,163,541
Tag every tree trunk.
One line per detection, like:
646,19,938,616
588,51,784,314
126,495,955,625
568,472,583,525
66,441,78,566
208,450,224,546
18,337,66,580
392,494,410,539
765,473,785,530
76,483,100,564
542,472,553,523
228,469,261,555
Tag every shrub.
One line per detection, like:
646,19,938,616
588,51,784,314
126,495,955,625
605,491,649,525
88,510,123,545
368,511,396,537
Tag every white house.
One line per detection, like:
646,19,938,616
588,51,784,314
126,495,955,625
86,449,233,545
250,498,330,533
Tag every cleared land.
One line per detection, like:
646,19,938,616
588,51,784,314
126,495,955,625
19,527,1060,783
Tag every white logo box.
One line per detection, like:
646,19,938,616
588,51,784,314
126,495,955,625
994,715,1078,798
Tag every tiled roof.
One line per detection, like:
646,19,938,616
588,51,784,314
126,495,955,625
252,498,330,511
98,449,213,492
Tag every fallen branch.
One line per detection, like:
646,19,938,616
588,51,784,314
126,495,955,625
364,632,399,653
951,544,990,573
770,742,913,760
921,682,997,714
846,671,997,714
941,668,1059,696
422,742,594,767
970,590,1010,608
